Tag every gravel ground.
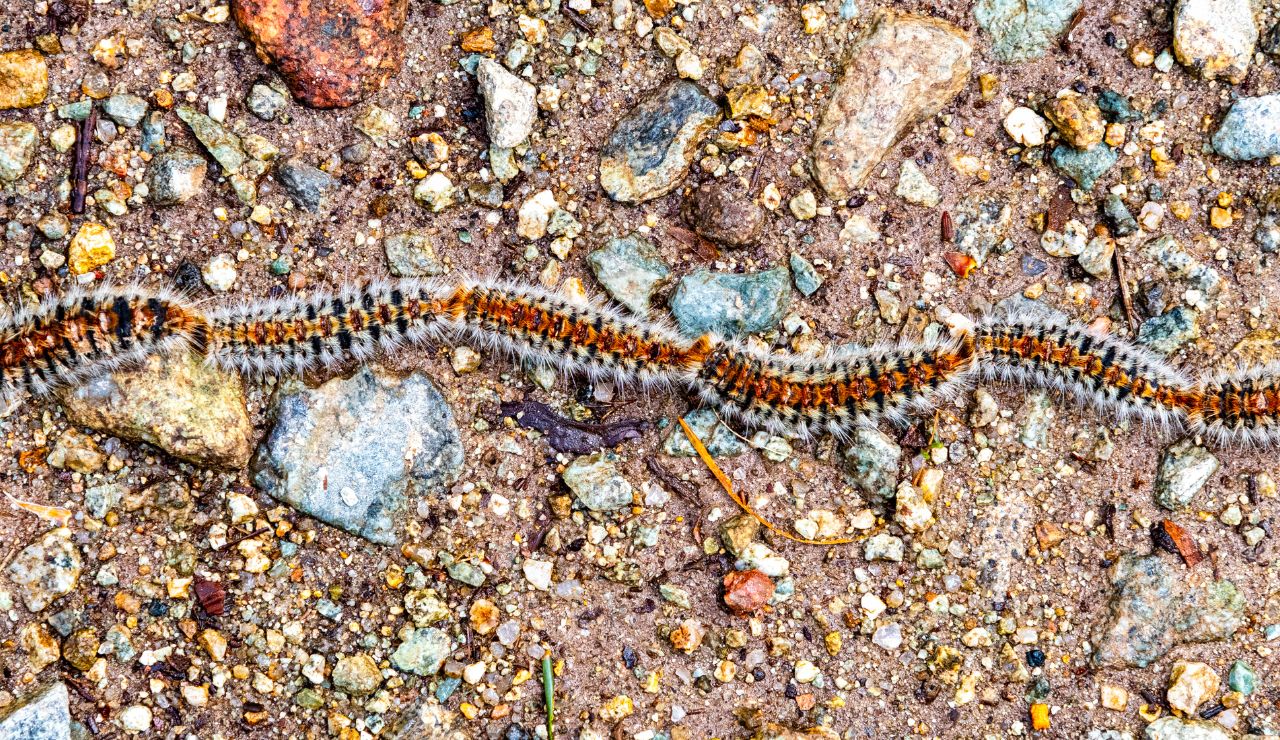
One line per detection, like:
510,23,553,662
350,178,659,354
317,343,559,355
0,0,1279,737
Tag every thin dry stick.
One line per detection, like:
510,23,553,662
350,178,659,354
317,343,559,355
1113,242,1139,331
677,417,853,546
71,104,96,215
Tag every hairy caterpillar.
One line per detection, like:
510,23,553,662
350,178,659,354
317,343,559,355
3,276,1279,447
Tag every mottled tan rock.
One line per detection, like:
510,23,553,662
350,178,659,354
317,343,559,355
1223,328,1280,368
231,0,408,108
1166,661,1220,716
59,353,253,468
0,50,49,110
811,10,971,200
1173,0,1257,84
1043,92,1105,150
67,222,115,275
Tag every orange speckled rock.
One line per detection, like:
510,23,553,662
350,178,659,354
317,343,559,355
231,0,408,109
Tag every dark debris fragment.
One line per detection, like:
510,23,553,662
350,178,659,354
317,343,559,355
500,399,649,454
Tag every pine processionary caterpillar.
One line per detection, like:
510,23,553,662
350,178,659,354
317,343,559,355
0,285,208,399
4,276,1280,448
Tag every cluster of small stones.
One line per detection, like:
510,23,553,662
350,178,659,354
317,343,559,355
0,0,1278,737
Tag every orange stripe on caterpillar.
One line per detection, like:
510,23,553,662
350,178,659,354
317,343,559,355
204,279,447,376
0,287,206,398
693,331,979,438
1187,369,1280,444
976,320,1193,427
441,280,708,384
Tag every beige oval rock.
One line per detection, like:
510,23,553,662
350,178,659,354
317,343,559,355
59,353,253,468
810,10,972,200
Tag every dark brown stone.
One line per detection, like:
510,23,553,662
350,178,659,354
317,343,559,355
682,178,764,247
231,0,408,109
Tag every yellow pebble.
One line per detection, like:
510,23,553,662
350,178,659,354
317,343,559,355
1030,703,1050,731
68,222,116,275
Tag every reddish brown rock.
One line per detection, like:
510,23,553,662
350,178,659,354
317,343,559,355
722,569,775,615
231,0,408,109
682,178,765,247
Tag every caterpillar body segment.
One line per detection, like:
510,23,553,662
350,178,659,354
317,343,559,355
1190,365,1280,446
435,278,712,389
0,285,206,400
205,279,450,377
976,317,1196,429
692,331,980,439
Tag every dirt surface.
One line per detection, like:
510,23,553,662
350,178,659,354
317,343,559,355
1,0,1279,737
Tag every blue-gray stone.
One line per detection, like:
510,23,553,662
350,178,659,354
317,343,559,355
562,452,633,511
176,106,245,174
392,628,455,676
1103,194,1138,236
246,83,288,122
952,197,1012,264
275,158,337,212
663,409,747,458
1137,306,1199,354
56,100,91,121
147,149,207,205
587,233,671,314
1228,660,1256,695
384,232,446,277
1155,439,1219,510
316,599,343,620
1098,90,1143,123
1145,235,1221,297
141,110,166,154
1143,717,1232,739
1050,144,1118,191
841,427,901,501
102,94,147,128
446,561,485,587
1094,555,1244,668
599,80,722,204
434,677,462,702
789,253,823,296
990,294,1069,324
974,0,1083,62
1258,217,1280,253
83,484,123,520
252,365,464,545
0,683,71,740
1211,94,1280,161
668,267,791,337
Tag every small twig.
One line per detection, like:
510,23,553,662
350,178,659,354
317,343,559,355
749,151,767,193
71,104,97,215
1113,242,1140,331
645,458,699,501
646,457,706,543
541,654,555,740
224,526,270,549
559,3,593,32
